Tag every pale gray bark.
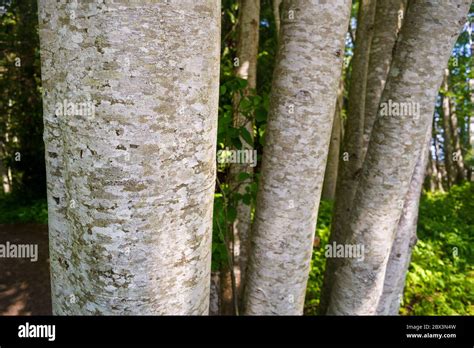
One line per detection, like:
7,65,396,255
243,0,351,315
319,0,376,313
326,0,470,315
322,78,343,201
432,121,446,191
376,121,432,315
334,0,376,205
362,0,406,157
38,0,221,315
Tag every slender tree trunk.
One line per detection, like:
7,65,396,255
449,96,466,182
433,119,446,191
0,136,12,194
0,147,11,194
427,149,444,192
322,78,343,201
273,0,282,39
221,0,261,315
38,0,221,315
209,271,221,315
470,113,474,181
362,0,406,158
442,69,456,187
425,154,434,191
325,0,470,315
376,121,432,315
243,0,351,315
469,28,474,180
319,0,377,313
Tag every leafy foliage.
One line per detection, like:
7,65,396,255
401,183,474,315
304,183,474,315
304,200,333,315
0,194,47,224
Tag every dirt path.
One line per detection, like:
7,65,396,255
0,223,52,315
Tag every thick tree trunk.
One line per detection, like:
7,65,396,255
243,0,351,315
322,78,343,201
319,0,377,313
38,0,220,315
376,122,432,315
325,0,470,315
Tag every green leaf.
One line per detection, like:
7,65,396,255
255,107,267,122
240,126,253,146
220,85,227,95
237,172,251,181
227,206,237,222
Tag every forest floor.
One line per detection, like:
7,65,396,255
0,223,52,315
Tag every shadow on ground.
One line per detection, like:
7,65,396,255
0,223,52,315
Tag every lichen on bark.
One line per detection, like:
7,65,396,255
243,0,351,315
38,0,221,315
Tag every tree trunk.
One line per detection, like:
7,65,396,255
362,0,406,158
322,78,343,201
0,146,11,194
449,93,466,182
222,0,261,314
376,121,432,315
319,0,377,313
432,118,446,191
325,0,470,315
38,0,221,315
209,271,221,315
442,69,456,187
243,0,351,315
273,0,282,39
470,112,474,181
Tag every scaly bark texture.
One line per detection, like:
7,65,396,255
376,122,432,315
243,0,351,315
319,0,376,313
38,0,221,315
326,0,470,315
322,78,344,201
362,0,406,157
